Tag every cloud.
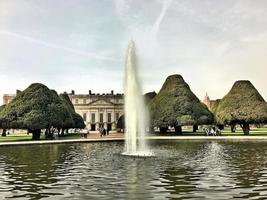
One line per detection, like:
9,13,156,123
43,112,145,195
152,0,173,35
0,30,119,62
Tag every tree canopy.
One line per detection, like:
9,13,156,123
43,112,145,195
144,92,157,104
0,105,5,133
0,83,73,139
116,92,156,131
59,93,85,130
215,80,267,134
149,74,213,133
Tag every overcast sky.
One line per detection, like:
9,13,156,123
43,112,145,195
0,0,267,104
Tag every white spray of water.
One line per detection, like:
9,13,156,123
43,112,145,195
123,40,151,156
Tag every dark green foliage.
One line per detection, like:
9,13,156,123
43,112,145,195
215,80,267,134
144,92,157,104
210,99,221,114
0,105,6,136
116,92,156,131
149,74,213,129
59,93,85,129
117,115,125,130
0,83,72,139
210,99,221,124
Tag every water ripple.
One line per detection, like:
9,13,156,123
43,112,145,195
1,141,267,199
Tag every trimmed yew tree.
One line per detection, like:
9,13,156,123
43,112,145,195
0,105,6,136
117,115,125,131
144,92,157,104
59,93,85,133
116,92,157,132
0,83,72,140
215,80,267,135
149,74,213,134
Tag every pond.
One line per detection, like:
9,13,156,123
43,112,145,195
0,140,267,199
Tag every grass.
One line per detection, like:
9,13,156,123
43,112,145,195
0,132,82,142
154,127,267,136
1,127,267,143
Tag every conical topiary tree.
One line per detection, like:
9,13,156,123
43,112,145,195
144,92,157,104
59,93,85,134
0,83,72,140
215,80,267,135
210,99,225,130
116,92,156,132
0,105,7,136
149,74,213,134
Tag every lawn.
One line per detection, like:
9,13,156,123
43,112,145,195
1,127,267,143
154,127,267,136
0,132,82,142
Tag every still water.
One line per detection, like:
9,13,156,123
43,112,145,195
0,140,267,199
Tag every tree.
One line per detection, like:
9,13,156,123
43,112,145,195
215,80,267,135
149,74,213,134
117,115,125,132
116,92,157,132
144,92,157,104
144,92,157,133
0,83,72,140
0,105,7,136
59,93,85,134
210,99,225,130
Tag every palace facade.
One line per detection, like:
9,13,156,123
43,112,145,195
68,90,124,131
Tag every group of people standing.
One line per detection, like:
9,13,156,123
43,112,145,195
45,127,59,140
204,127,221,136
98,127,109,137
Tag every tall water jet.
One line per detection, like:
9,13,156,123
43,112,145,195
123,40,150,156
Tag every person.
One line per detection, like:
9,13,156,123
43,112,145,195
45,129,49,138
82,128,89,138
104,128,107,136
53,129,59,140
212,127,217,136
98,127,103,137
215,126,221,136
203,128,209,136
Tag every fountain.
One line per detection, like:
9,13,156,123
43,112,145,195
123,40,152,156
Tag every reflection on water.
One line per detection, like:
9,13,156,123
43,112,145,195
1,141,267,199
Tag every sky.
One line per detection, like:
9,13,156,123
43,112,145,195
0,0,267,104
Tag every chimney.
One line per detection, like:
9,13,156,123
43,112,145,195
111,90,114,95
89,90,92,95
71,90,75,95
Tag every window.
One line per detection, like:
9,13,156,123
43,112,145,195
75,99,79,104
83,99,86,104
91,113,95,123
107,113,112,123
83,113,87,121
116,113,120,121
100,113,103,123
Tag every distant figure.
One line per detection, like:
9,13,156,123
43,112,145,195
101,128,106,136
104,128,107,136
203,128,208,136
98,127,104,137
53,129,59,140
215,127,221,136
82,128,89,138
210,127,215,136
45,129,48,138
